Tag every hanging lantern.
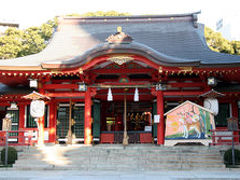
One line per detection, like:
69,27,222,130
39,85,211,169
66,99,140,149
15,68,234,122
200,89,224,116
107,88,113,101
155,83,166,91
29,79,38,88
30,100,45,118
134,88,139,102
78,83,86,91
207,77,217,86
204,98,219,115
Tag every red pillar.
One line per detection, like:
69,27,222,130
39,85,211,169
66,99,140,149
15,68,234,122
18,104,25,144
49,102,57,143
38,81,45,145
37,117,44,146
231,101,239,143
157,90,164,145
84,87,92,145
18,104,25,130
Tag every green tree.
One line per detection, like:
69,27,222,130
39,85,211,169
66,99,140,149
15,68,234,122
0,18,57,59
205,26,234,54
68,11,130,17
20,26,46,56
231,41,240,55
0,27,23,59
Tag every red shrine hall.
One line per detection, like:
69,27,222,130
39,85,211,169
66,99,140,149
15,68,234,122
0,12,239,145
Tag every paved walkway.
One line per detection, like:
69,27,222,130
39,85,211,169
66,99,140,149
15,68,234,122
0,169,240,180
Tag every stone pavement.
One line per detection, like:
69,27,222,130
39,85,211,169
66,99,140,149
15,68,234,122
0,170,240,180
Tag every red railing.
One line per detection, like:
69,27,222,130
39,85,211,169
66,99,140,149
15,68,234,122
0,130,33,146
210,129,240,146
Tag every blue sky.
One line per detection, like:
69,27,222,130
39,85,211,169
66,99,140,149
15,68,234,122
0,0,239,30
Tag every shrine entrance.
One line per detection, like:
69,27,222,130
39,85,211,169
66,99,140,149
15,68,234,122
56,102,84,144
100,93,154,144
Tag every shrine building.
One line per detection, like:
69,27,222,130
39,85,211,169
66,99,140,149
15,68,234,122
0,12,239,145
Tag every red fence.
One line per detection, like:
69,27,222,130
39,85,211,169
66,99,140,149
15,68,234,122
0,130,33,146
210,129,240,146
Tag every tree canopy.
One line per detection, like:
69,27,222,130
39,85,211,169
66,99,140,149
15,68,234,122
204,26,240,55
0,17,58,59
67,11,130,17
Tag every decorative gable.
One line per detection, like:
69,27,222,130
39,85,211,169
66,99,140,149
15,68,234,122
106,26,133,43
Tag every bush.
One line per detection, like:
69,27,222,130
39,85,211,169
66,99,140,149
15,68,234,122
224,148,240,165
1,147,18,165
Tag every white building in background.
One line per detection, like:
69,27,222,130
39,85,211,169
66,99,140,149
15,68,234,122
216,14,240,41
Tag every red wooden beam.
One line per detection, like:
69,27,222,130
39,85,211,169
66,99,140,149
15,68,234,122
168,82,206,88
82,56,108,71
163,91,205,96
95,79,153,83
89,68,156,74
95,94,154,101
46,92,85,97
131,55,159,70
94,82,152,86
43,84,78,90
97,88,151,94
54,99,85,102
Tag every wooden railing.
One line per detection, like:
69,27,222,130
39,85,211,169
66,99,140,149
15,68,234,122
210,129,240,146
100,131,152,144
0,130,33,146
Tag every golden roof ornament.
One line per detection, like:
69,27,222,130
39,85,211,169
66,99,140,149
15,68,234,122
106,26,133,43
107,55,134,65
117,26,122,33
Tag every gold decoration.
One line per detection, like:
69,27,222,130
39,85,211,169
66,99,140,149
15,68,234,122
107,55,134,65
71,119,76,125
57,120,60,125
117,26,122,32
159,67,163,73
106,27,133,43
179,67,193,73
51,70,60,74
79,68,83,74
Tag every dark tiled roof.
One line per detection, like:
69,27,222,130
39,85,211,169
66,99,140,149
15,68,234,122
0,83,32,95
1,12,240,69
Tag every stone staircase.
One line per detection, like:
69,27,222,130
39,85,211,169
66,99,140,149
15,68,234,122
13,144,226,171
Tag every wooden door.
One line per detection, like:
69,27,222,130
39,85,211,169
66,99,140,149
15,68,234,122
72,105,84,138
56,106,69,139
6,110,19,143
56,103,85,142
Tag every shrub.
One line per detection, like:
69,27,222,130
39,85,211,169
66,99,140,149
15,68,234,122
224,148,240,165
1,147,18,165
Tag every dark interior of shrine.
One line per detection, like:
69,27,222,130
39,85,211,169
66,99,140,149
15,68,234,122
100,101,152,132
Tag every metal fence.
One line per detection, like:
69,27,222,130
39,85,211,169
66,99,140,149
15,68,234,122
0,130,33,166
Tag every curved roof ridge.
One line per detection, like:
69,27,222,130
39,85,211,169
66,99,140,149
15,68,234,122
41,41,200,69
61,11,201,20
